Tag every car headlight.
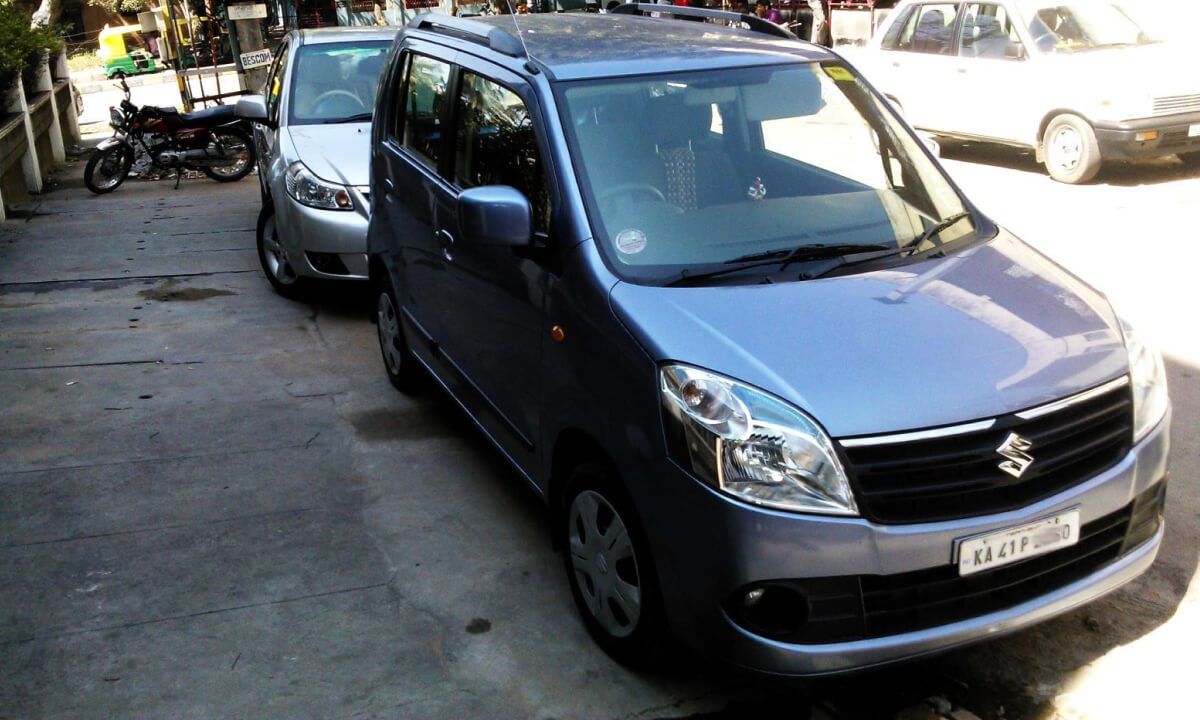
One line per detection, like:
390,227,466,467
284,162,353,211
1122,318,1169,442
660,364,857,516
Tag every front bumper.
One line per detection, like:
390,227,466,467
1093,111,1200,160
274,185,370,281
640,412,1169,676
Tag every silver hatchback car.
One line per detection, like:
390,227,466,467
237,28,395,297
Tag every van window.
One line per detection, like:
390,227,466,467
402,54,452,170
454,73,550,232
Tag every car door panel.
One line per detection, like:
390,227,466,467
423,59,555,476
952,3,1034,142
377,48,457,367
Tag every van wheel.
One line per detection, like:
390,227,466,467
374,273,423,393
560,462,668,668
1043,114,1101,184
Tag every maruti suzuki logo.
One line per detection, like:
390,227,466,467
996,433,1034,479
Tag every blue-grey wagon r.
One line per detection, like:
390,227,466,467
364,6,1171,675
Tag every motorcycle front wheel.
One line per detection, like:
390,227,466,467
202,127,255,183
84,142,134,194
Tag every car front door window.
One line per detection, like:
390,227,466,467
401,54,452,171
454,72,550,234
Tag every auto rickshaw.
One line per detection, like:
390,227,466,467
98,24,161,79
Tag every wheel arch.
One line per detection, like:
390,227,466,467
548,426,621,547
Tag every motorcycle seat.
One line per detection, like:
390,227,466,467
154,104,238,125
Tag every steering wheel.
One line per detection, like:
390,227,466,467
310,90,366,115
599,183,667,205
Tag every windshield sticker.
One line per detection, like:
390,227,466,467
823,65,855,82
615,229,647,257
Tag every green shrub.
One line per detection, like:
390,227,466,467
0,3,66,94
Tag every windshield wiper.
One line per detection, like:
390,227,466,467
806,211,975,280
899,211,973,255
326,112,373,124
665,243,891,287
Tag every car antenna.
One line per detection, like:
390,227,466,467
502,0,540,74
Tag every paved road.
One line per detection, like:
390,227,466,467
0,149,1195,719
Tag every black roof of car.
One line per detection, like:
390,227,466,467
407,13,835,81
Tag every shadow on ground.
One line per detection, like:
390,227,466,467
939,141,1200,187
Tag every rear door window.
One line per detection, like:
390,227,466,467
960,4,1022,59
898,3,961,54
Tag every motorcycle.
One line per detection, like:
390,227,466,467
84,77,256,194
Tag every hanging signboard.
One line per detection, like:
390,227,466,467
228,3,269,21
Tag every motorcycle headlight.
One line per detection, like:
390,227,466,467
1122,318,1169,442
660,364,857,516
109,107,124,128
284,162,353,211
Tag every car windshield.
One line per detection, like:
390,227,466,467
1019,2,1156,53
289,41,390,125
557,62,975,285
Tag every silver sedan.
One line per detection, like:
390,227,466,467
237,28,395,297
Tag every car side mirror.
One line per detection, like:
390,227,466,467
236,94,272,126
458,186,533,247
919,133,941,158
1005,42,1026,60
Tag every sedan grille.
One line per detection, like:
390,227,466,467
838,377,1133,524
1152,94,1200,116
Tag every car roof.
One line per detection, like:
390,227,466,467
297,27,399,46
416,14,835,81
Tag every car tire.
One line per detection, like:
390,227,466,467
559,461,668,669
373,272,424,393
1043,114,1102,184
1178,151,1200,170
255,204,307,299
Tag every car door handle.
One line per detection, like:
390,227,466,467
957,67,968,74
892,61,901,68
436,229,455,261
383,177,394,202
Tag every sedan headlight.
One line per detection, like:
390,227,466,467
660,364,857,515
284,162,353,211
1122,318,1169,442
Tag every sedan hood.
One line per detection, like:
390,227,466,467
610,230,1128,438
287,123,371,186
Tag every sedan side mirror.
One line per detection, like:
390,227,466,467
458,186,533,247
236,94,271,126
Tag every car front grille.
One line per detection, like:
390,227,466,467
838,377,1133,524
724,481,1166,644
1152,94,1200,116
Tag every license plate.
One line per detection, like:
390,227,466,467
1189,124,1200,138
956,509,1079,576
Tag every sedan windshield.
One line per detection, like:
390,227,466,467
289,41,390,125
558,62,975,285
1020,2,1156,53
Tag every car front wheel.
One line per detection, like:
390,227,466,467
1043,114,1102,184
256,204,306,298
1178,151,1200,169
560,461,668,668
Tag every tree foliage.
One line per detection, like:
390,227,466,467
0,1,65,91
87,0,155,13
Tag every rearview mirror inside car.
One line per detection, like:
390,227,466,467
458,186,533,247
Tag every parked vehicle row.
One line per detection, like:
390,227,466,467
230,7,1170,677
